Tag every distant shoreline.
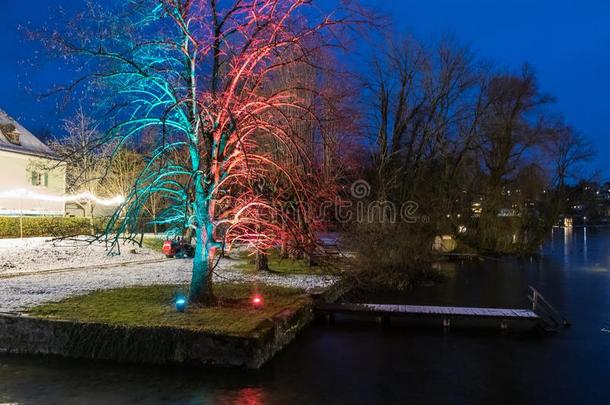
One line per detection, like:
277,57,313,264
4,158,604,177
553,225,610,229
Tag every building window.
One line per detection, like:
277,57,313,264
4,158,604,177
31,171,49,187
0,123,21,145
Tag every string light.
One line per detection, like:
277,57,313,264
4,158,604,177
0,189,125,206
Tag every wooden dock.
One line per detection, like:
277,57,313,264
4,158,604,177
317,303,539,319
315,286,569,333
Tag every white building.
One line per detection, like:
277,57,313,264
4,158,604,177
0,109,66,216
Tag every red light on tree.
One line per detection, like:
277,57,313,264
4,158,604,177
252,295,263,308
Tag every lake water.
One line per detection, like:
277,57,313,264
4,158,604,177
1,227,609,404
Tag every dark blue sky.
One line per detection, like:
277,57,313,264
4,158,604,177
1,0,609,176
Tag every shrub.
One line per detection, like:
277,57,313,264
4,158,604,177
0,216,109,238
343,221,442,291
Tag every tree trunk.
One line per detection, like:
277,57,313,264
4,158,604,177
88,202,95,236
255,252,269,272
280,239,289,259
279,226,289,259
152,200,158,235
189,224,216,305
189,261,215,305
189,258,215,305
304,251,317,267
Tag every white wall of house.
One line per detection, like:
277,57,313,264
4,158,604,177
0,149,66,215
65,202,117,218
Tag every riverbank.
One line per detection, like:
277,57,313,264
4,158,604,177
0,284,321,368
0,237,346,368
0,278,350,368
0,277,348,367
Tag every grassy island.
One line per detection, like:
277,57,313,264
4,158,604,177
27,284,310,338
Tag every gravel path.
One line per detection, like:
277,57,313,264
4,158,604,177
0,257,339,313
0,237,163,275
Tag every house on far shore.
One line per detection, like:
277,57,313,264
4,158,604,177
0,109,66,216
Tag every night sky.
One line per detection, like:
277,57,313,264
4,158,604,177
1,0,608,176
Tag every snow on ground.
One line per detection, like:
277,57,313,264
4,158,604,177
0,237,164,275
0,245,339,312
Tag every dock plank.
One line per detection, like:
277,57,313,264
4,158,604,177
317,303,539,320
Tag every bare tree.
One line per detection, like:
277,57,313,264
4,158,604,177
367,36,485,223
476,65,552,191
48,108,110,227
99,150,144,202
360,36,594,259
545,122,596,190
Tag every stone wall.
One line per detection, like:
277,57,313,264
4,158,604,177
0,303,314,369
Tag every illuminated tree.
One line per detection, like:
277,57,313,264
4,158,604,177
40,0,360,304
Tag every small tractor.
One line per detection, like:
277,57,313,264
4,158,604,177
162,237,195,259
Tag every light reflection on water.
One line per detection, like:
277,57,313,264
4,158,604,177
584,227,588,263
562,226,573,264
1,227,610,404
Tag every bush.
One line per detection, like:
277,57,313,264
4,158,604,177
0,216,109,238
343,221,443,291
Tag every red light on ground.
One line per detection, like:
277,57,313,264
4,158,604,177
252,295,263,307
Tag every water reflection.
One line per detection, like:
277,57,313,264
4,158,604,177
563,226,573,264
584,227,588,263
234,387,266,405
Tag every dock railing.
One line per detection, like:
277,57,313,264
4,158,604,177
528,285,570,331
